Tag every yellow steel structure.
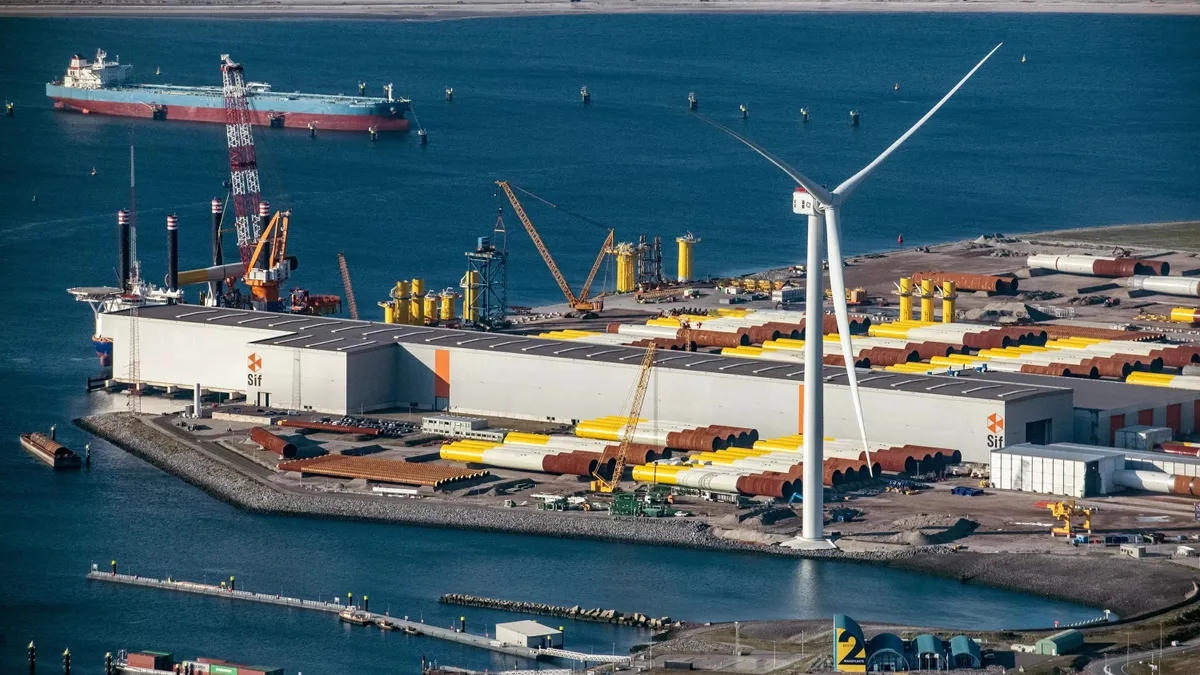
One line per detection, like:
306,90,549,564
941,280,958,324
898,277,913,322
439,290,459,321
496,181,612,312
460,270,481,322
1039,499,1095,537
395,281,412,325
676,233,700,283
423,294,437,324
409,278,425,325
1170,307,1200,324
592,343,657,493
612,242,637,293
919,278,935,322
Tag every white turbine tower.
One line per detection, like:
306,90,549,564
699,43,1002,544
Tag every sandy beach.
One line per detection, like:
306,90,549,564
3,0,1199,18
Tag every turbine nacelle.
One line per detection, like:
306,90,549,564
792,187,820,216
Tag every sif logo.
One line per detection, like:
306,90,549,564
987,413,1005,448
247,353,263,386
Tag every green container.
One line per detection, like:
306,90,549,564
210,666,239,675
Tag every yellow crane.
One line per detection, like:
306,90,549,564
1035,499,1095,537
592,343,657,493
496,180,612,312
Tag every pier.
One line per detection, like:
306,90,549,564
87,569,631,664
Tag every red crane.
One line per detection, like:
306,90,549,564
220,53,264,269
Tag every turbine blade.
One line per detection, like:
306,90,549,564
833,42,1003,201
693,113,834,205
823,206,874,477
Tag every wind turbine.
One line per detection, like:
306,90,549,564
698,43,1002,544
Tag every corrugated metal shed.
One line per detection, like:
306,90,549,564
1035,629,1083,656
991,443,1123,497
950,635,981,667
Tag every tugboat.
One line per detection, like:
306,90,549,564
20,427,82,469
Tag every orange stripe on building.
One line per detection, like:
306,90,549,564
798,384,804,434
434,349,450,398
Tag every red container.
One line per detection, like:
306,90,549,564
127,652,174,670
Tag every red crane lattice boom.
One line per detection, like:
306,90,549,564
220,54,264,269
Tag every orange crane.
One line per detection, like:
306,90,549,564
496,181,612,312
337,252,359,320
592,343,657,493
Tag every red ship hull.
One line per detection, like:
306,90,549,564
50,97,410,132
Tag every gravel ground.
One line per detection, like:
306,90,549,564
885,551,1200,622
77,412,1199,622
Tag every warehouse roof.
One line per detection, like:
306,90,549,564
496,620,560,637
996,443,1123,463
129,305,1069,404
938,369,1192,410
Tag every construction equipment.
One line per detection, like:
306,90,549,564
338,252,359,320
591,343,657,493
242,209,296,310
1035,499,1095,537
219,54,265,271
496,181,612,312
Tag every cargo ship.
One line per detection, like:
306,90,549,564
19,430,82,469
47,50,410,132
120,648,284,675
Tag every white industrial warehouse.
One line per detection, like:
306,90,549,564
98,306,1085,463
992,442,1200,498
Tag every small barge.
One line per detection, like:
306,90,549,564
19,430,81,469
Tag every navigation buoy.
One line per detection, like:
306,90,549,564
445,87,454,102
359,82,366,96
368,125,378,142
1021,54,1027,63
580,86,590,104
894,82,900,91
850,110,859,126
418,128,428,146
897,234,904,245
740,104,748,120
91,167,96,176
688,92,698,112
308,122,317,138
800,107,809,123
155,66,160,76
5,101,13,117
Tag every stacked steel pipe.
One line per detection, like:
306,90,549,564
911,271,1018,294
440,433,666,479
1126,276,1200,298
576,417,757,452
870,320,1047,350
1027,255,1170,278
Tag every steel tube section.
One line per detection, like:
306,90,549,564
1126,276,1200,298
249,426,297,459
177,263,247,287
803,212,824,541
211,198,224,299
166,214,179,292
1112,469,1196,495
117,209,131,290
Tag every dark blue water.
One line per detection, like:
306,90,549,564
2,13,1197,674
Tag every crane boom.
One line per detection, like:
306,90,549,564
496,181,580,306
220,54,264,270
338,252,359,320
579,229,614,304
593,343,657,493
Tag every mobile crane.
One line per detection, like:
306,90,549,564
496,181,612,312
591,343,657,493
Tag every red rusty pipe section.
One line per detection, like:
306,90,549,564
250,426,297,459
912,271,1018,294
277,420,381,436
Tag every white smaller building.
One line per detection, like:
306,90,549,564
422,414,506,441
495,620,563,649
991,444,1123,498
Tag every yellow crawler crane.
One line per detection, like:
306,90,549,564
1036,499,1095,537
496,181,613,312
591,343,657,493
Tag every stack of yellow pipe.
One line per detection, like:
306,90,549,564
439,439,503,463
536,329,603,341
884,362,942,374
575,416,649,441
504,432,551,445
1126,372,1176,387
867,320,937,339
631,463,685,485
